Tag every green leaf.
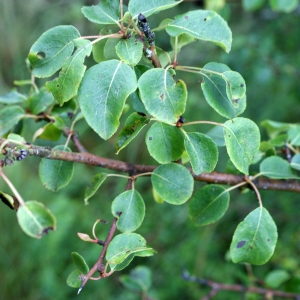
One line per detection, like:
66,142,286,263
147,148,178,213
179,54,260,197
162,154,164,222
230,207,278,265
166,10,232,53
151,163,193,205
7,133,26,144
28,88,55,115
106,233,153,268
201,62,246,119
170,34,196,51
269,134,288,147
46,39,92,105
17,201,56,239
67,269,82,288
189,185,229,226
128,0,183,19
206,126,225,147
0,90,27,104
81,0,120,25
288,125,300,146
242,0,266,11
116,113,149,154
84,173,108,204
259,156,299,179
0,191,19,211
269,0,298,12
111,190,145,232
104,38,121,60
112,254,135,272
265,270,290,288
260,119,291,138
28,25,80,77
116,37,143,66
119,266,152,293
183,132,218,175
224,118,260,175
0,106,25,137
138,69,187,124
152,187,164,204
71,252,89,274
37,123,62,141
39,145,74,191
78,60,137,140
291,154,300,171
146,123,184,164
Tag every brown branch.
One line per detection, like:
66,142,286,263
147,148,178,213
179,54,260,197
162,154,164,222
78,216,118,294
1,138,300,193
182,271,300,299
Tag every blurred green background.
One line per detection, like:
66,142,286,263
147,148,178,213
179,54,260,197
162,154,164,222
1,0,300,299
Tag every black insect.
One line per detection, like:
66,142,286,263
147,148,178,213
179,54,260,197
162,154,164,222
16,149,28,161
176,115,185,128
138,13,155,46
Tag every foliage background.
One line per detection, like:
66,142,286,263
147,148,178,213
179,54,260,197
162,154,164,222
0,0,300,299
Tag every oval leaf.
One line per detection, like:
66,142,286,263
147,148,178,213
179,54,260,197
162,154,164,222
46,39,92,105
116,113,150,154
201,62,246,119
0,90,27,104
259,156,299,179
224,118,260,175
119,266,152,292
84,173,107,204
17,201,56,239
81,0,120,25
138,69,187,124
0,106,25,136
189,185,229,226
116,38,143,66
67,269,83,288
184,132,218,175
129,0,183,19
230,207,278,265
78,60,137,140
151,163,193,205
28,25,80,77
39,145,74,191
166,10,232,53
111,190,145,232
71,252,89,274
146,122,185,164
106,233,150,266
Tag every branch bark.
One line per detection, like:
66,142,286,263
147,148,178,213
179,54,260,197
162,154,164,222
182,271,300,299
1,138,300,193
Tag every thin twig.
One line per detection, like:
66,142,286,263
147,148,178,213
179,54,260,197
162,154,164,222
78,217,118,294
182,270,300,299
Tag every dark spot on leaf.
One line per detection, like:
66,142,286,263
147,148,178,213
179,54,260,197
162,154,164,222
250,246,253,249
149,137,152,141
116,211,122,216
267,239,270,242
237,240,246,248
204,18,207,21
185,16,188,19
160,94,165,101
228,135,230,137
56,84,60,88
37,51,46,59
234,99,239,104
42,227,54,235
240,83,244,87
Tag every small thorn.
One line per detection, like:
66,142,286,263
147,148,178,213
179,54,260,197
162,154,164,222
77,284,83,295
